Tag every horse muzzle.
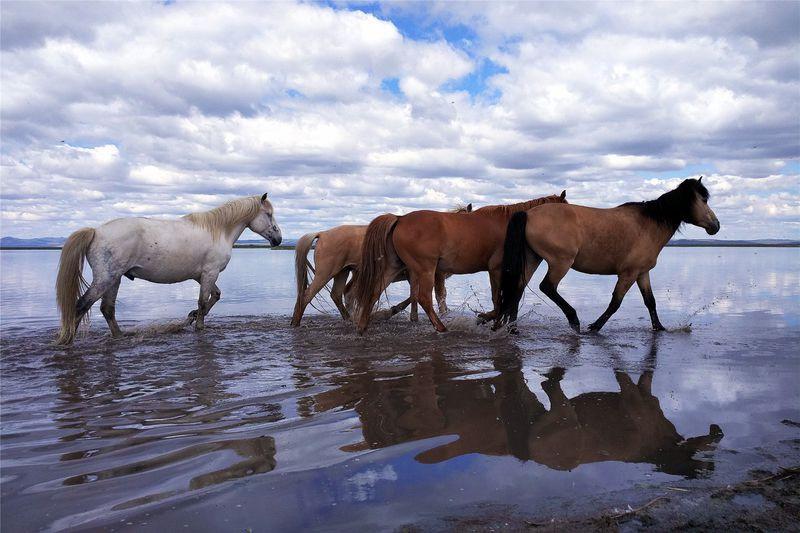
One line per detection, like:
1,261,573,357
705,219,720,235
269,235,283,247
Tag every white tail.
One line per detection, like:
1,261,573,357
55,227,95,345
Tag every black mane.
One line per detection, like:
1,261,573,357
622,178,709,231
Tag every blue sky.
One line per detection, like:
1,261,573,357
1,1,798,239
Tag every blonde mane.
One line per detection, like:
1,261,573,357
183,196,262,240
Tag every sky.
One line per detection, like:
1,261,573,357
1,1,798,240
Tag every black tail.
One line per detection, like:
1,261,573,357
496,211,530,326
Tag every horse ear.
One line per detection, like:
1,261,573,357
698,176,703,183
261,192,268,203
467,203,473,212
560,190,567,199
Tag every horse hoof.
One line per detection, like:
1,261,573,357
653,324,666,332
573,323,584,333
545,367,565,381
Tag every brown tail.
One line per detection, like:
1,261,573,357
55,227,96,345
352,214,399,332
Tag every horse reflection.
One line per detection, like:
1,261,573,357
313,347,723,478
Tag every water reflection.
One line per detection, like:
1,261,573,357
46,337,281,501
313,340,723,478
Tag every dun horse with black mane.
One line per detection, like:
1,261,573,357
495,178,719,332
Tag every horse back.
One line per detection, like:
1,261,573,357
393,210,505,273
316,224,367,270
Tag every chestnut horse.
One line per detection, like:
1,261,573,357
353,192,567,333
496,178,720,332
291,205,472,326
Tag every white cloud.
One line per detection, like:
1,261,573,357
0,1,797,239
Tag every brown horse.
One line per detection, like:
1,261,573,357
291,205,472,326
496,178,720,332
353,192,568,333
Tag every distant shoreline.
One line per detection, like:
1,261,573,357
2,243,798,251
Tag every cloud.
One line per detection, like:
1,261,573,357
0,1,797,239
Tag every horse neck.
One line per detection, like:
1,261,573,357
635,210,679,252
222,221,250,248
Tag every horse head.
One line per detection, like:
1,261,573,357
249,192,283,246
685,177,720,235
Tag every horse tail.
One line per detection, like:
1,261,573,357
294,231,319,303
55,227,96,345
353,214,399,331
496,211,531,325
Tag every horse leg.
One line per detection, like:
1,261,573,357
637,370,654,396
414,266,447,332
539,261,580,332
383,274,414,319
389,287,414,318
484,253,543,326
477,269,501,324
291,265,338,326
73,274,117,339
100,278,123,338
206,283,222,313
194,271,220,331
343,274,356,315
409,276,419,321
188,285,220,324
330,270,350,321
588,273,636,332
434,271,448,315
636,271,666,331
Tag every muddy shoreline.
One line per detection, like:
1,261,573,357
404,465,800,532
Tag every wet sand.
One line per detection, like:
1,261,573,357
1,248,799,531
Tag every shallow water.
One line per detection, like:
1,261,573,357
1,248,798,531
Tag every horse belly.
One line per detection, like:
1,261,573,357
438,240,494,274
129,228,210,283
438,256,486,275
571,251,618,275
129,247,205,283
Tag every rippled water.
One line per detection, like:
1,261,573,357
1,248,799,531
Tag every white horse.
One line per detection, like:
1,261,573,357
55,193,282,345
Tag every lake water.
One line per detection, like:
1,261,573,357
1,248,798,531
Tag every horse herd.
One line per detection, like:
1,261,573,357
55,179,719,345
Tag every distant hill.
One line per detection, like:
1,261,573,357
1,236,298,249
1,236,66,248
666,239,800,247
1,236,796,249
